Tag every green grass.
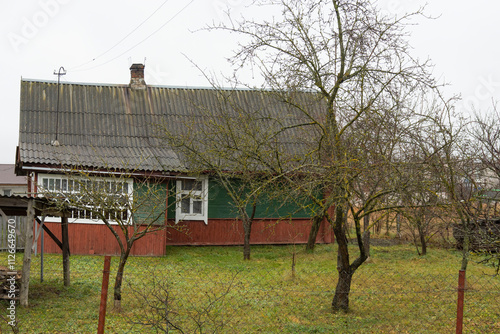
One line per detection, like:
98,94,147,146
0,243,499,333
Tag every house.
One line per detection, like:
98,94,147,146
0,164,27,196
15,64,333,256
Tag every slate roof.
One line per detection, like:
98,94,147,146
0,164,27,185
18,79,319,173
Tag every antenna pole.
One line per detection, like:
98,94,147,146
53,66,66,146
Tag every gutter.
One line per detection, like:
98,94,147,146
20,165,199,180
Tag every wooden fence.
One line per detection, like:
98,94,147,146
0,216,26,251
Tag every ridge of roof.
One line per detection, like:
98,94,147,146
21,78,318,93
21,78,260,92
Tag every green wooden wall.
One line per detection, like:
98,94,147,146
133,181,168,225
166,178,313,220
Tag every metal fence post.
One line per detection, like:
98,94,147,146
98,256,111,334
456,269,466,334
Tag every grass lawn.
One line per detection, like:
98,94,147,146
0,242,499,333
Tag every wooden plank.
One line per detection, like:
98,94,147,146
0,214,6,250
61,217,70,286
20,199,34,306
35,217,63,250
0,198,29,209
0,208,7,221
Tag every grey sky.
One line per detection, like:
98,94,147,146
2,0,499,164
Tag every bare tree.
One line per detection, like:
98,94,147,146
128,267,239,333
470,104,500,272
159,88,288,260
407,94,478,270
395,163,443,255
39,169,174,310
345,101,415,257
210,0,436,311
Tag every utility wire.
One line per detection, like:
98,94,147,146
71,0,195,73
69,0,171,71
68,0,170,71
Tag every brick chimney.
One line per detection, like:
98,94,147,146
129,63,146,90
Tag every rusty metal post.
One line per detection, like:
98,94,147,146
456,269,466,334
98,256,111,334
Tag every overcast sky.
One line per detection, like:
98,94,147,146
1,0,499,164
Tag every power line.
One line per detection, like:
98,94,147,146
80,0,196,71
68,0,175,72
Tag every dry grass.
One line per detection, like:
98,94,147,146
0,242,498,333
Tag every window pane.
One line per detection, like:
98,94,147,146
123,182,128,194
181,195,190,214
193,200,202,214
182,179,202,191
62,179,68,192
43,178,48,189
55,179,61,191
49,179,55,191
182,180,194,190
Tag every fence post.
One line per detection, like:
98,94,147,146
61,216,70,286
456,269,466,334
98,256,111,334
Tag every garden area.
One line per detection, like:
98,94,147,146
0,242,499,333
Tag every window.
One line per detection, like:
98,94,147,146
175,177,208,224
3,189,11,196
38,174,133,224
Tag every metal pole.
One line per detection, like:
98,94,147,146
33,218,37,256
97,256,111,334
40,228,44,283
456,269,466,334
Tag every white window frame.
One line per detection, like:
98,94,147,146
37,173,133,225
175,176,208,224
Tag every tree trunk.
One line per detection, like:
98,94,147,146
331,205,368,312
114,246,132,311
306,214,323,251
419,225,427,256
460,218,471,271
331,206,352,312
396,213,401,239
332,267,353,312
243,219,252,260
362,214,370,259
385,212,390,236
375,220,381,234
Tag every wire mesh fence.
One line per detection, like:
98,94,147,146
1,245,499,333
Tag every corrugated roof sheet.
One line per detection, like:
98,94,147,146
0,164,27,185
19,80,319,172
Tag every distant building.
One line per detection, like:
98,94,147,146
0,164,27,252
0,164,27,196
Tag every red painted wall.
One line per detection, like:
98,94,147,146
34,222,166,256
35,218,334,255
166,218,334,246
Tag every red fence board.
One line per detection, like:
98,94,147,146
34,218,334,256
